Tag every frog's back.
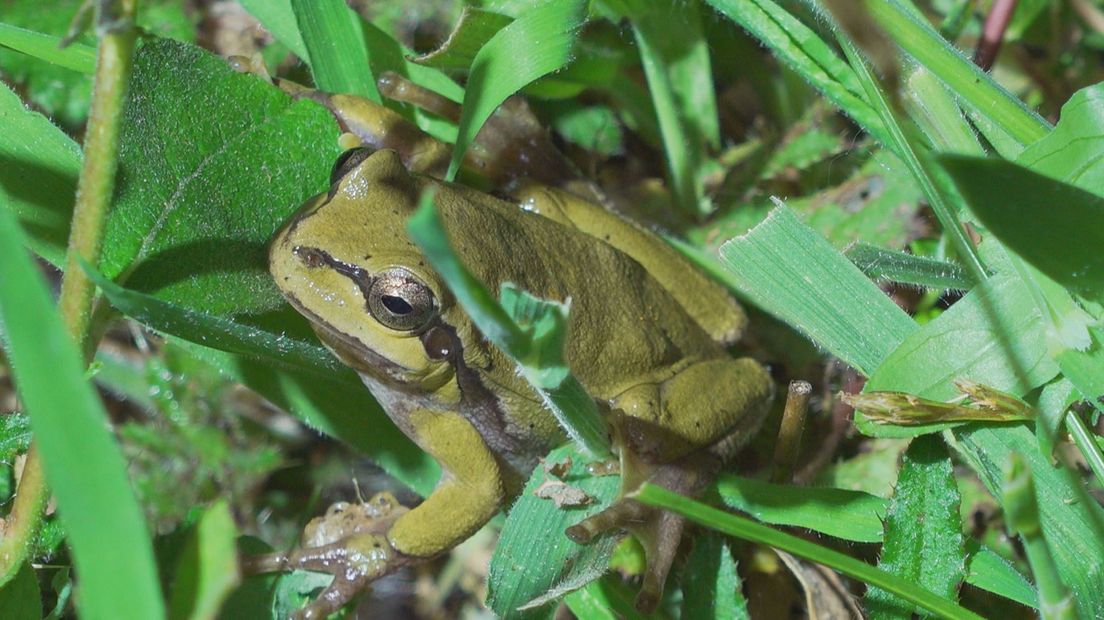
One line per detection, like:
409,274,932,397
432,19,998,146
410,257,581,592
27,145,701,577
430,179,727,399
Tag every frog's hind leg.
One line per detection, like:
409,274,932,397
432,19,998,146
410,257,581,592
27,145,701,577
565,451,718,612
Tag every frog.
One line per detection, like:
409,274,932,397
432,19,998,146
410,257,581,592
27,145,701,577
254,87,775,618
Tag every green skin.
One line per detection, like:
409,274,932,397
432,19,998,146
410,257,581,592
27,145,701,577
264,101,773,619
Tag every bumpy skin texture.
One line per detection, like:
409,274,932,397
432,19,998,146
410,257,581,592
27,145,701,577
267,148,773,616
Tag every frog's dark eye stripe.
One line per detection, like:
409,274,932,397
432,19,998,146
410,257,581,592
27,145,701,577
329,146,376,188
368,268,437,332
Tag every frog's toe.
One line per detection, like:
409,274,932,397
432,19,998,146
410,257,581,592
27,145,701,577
243,532,406,619
241,493,413,618
565,498,686,613
564,497,649,544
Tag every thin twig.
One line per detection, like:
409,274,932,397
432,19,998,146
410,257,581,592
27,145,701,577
974,0,1018,71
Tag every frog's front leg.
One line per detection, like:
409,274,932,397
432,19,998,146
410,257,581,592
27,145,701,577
244,409,506,619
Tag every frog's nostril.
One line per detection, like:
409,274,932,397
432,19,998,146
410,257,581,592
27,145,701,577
293,246,326,269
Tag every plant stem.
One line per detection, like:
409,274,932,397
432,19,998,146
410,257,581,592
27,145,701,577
0,0,138,588
1065,412,1104,489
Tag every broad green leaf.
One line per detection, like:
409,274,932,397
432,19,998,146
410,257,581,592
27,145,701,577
635,484,984,620
865,436,965,618
0,411,32,463
682,533,749,619
859,275,1060,437
487,444,620,617
940,156,1104,302
0,82,81,265
0,562,40,620
411,7,514,70
716,206,917,377
105,38,341,315
1016,83,1104,193
952,425,1104,619
289,0,377,100
0,209,164,619
446,0,586,179
168,501,239,620
716,475,886,543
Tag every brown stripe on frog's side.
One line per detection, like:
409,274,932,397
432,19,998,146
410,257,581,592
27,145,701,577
421,321,551,481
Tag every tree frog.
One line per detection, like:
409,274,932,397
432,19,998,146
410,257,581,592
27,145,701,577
258,94,774,618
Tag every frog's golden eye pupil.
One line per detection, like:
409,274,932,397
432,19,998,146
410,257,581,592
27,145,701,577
330,146,376,186
368,268,436,331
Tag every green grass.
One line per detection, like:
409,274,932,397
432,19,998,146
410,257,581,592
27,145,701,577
1,0,1103,617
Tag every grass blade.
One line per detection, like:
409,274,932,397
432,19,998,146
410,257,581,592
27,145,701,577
953,425,1104,619
830,13,988,284
0,23,95,73
964,542,1037,610
626,0,717,214
86,265,344,376
167,501,239,620
410,7,513,71
446,0,586,180
289,0,378,100
238,0,306,61
636,484,984,620
0,209,164,619
846,242,971,291
705,0,889,145
862,0,1049,146
716,205,917,377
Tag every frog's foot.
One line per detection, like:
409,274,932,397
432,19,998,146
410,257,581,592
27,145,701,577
565,497,686,612
241,493,414,620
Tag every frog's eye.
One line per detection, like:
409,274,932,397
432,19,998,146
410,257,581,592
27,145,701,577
368,268,436,331
330,146,375,186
